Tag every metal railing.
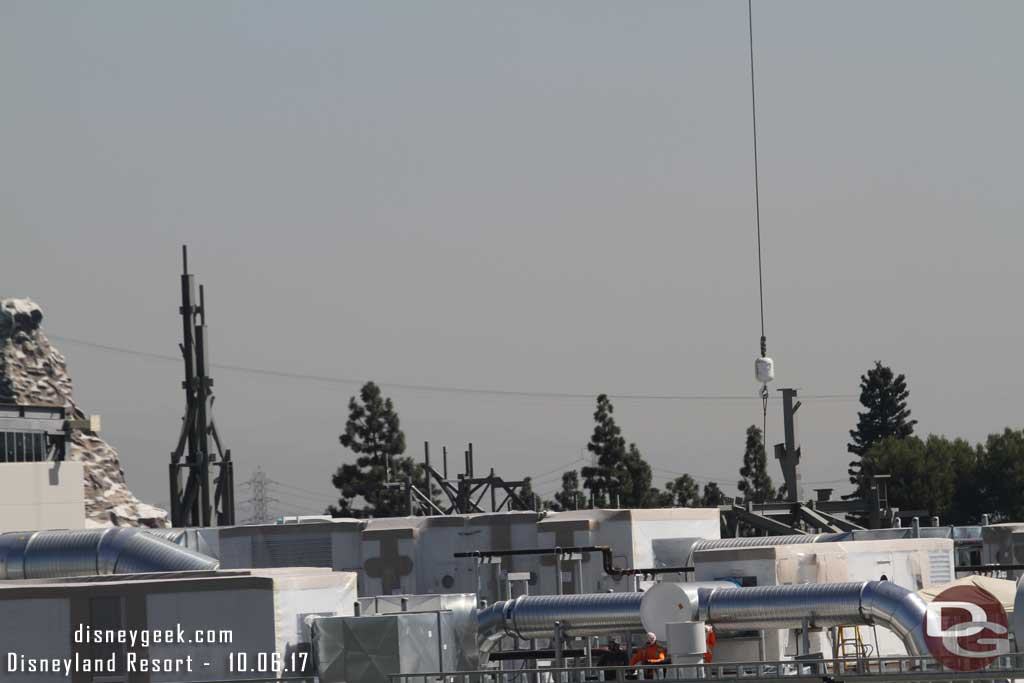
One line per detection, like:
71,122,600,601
388,652,1024,683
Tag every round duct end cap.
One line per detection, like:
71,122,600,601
641,582,697,641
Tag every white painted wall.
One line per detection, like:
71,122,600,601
0,461,84,532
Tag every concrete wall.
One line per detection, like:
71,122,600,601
0,461,84,532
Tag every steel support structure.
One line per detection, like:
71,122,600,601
723,386,894,535
391,441,534,516
168,245,235,527
773,388,803,502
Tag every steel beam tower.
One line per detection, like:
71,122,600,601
169,246,235,527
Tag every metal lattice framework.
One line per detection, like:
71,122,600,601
389,442,536,516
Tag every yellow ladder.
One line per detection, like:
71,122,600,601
837,625,869,672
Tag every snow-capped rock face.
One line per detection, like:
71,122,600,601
1,297,169,528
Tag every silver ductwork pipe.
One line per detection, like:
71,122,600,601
476,582,736,654
476,580,931,658
644,581,929,656
477,592,644,653
673,533,850,566
0,528,219,579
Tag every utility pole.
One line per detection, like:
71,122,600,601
168,245,236,527
773,388,803,503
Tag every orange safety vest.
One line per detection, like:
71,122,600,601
704,628,716,663
629,643,666,666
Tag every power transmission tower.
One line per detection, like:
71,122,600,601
241,467,278,524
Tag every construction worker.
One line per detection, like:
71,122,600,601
629,632,666,679
597,637,629,680
704,624,716,663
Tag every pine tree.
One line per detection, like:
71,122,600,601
329,381,423,517
666,474,701,507
511,476,537,511
847,362,917,499
624,442,659,507
977,429,1024,522
701,482,726,507
550,470,583,511
581,394,629,508
737,425,776,504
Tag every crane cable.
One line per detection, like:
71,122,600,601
748,0,769,438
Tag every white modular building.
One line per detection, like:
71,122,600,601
214,507,721,601
535,508,722,595
0,567,357,683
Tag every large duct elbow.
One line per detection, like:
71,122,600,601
0,529,219,580
477,600,514,654
644,581,929,656
858,580,930,656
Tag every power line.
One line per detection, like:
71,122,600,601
50,334,857,402
268,491,335,507
267,497,331,514
271,500,331,516
650,465,737,484
526,455,587,482
269,479,335,498
530,470,575,487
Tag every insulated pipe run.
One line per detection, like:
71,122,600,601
478,581,933,659
694,581,930,656
477,592,644,654
0,528,219,579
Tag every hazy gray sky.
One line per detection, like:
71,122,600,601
3,1,1022,517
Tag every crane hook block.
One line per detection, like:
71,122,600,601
755,356,774,384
